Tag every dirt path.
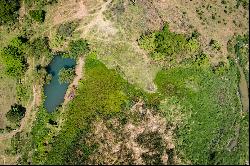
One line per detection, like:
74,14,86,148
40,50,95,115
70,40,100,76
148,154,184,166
0,86,38,141
237,63,249,113
78,0,116,37
64,56,84,104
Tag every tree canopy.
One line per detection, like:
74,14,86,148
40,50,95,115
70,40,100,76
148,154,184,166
67,39,90,59
0,47,27,78
0,0,20,25
6,104,26,124
29,10,46,23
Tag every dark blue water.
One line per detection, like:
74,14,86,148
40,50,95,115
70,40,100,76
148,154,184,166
44,55,76,112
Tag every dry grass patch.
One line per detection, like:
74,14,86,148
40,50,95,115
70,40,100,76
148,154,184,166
83,100,182,165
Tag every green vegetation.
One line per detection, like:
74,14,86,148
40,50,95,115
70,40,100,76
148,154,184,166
155,57,247,164
136,131,165,165
236,0,249,9
58,68,75,84
29,37,51,59
0,37,28,78
57,21,78,40
15,52,160,164
234,34,249,84
0,0,248,165
227,33,249,85
67,39,90,59
0,0,20,25
25,0,58,8
29,10,46,23
6,104,26,127
210,39,221,51
138,24,199,61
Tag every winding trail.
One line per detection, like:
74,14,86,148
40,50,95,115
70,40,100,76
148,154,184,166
0,86,38,141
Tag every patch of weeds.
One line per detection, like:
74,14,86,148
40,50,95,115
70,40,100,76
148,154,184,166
136,131,165,165
57,21,79,40
209,39,221,51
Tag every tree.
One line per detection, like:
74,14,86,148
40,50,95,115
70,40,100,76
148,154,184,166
6,104,26,124
58,68,75,84
0,0,20,25
29,37,51,58
29,10,46,23
0,46,27,78
68,39,90,59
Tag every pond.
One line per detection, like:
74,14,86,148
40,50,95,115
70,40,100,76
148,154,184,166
44,55,76,112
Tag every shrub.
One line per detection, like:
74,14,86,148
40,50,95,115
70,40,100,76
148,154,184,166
58,68,75,84
138,23,199,60
6,104,26,124
0,45,27,78
68,39,90,59
29,37,51,58
0,0,20,25
209,39,221,50
29,10,46,23
57,22,78,39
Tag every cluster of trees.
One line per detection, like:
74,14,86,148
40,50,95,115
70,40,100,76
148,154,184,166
68,39,90,58
58,68,75,84
6,104,26,125
138,24,199,60
0,37,28,78
29,37,51,59
0,36,53,78
0,0,20,25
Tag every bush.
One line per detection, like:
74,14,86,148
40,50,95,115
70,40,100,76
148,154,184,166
0,0,20,25
29,37,51,58
209,39,221,50
58,68,75,84
25,0,58,8
57,21,78,39
138,23,199,60
6,104,26,124
29,10,46,23
68,39,90,59
0,45,27,78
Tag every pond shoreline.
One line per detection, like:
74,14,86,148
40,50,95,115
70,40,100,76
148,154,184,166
63,56,84,105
